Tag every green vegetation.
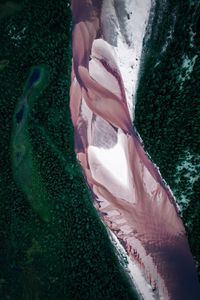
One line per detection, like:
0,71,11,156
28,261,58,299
0,1,23,19
0,0,139,299
0,59,9,71
11,66,50,222
135,0,200,276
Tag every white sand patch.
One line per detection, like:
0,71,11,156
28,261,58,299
101,0,152,120
88,138,129,186
89,47,121,98
108,229,156,300
91,38,120,71
88,129,136,203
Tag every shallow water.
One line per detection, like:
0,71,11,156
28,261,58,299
15,105,24,123
26,67,41,92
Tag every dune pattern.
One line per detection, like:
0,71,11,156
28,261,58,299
70,1,200,299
